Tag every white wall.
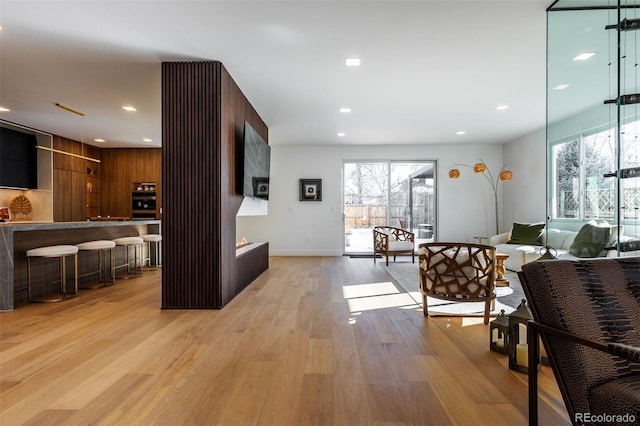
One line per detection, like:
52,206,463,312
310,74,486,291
502,127,547,228
0,189,53,222
237,143,505,256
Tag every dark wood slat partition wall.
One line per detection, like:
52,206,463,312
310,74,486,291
161,61,267,309
220,66,243,305
162,61,221,308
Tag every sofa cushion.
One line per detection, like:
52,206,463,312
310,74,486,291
543,228,577,250
507,223,545,245
495,243,540,272
388,241,413,251
569,221,611,258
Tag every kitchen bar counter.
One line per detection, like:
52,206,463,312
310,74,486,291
0,220,160,310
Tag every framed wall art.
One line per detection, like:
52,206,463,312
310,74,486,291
299,179,322,201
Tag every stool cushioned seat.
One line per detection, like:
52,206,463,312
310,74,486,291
113,237,144,245
27,245,78,257
76,240,116,250
141,234,162,242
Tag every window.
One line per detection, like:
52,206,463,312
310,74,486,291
551,119,639,223
343,161,436,253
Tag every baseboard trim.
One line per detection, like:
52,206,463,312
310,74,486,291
269,250,343,256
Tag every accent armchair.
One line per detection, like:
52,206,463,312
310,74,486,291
518,258,640,426
373,226,415,266
418,242,496,324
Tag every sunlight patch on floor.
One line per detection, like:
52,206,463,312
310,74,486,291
461,317,486,327
342,281,399,299
347,292,417,313
342,281,418,314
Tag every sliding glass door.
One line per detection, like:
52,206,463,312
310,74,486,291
343,161,436,253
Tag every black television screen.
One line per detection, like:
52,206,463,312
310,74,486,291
0,126,38,189
239,121,270,200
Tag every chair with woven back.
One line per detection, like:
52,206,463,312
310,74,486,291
373,225,415,266
418,242,496,324
518,258,640,426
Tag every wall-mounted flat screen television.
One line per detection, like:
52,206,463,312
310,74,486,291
237,121,270,200
0,126,38,189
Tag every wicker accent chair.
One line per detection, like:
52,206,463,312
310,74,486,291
418,242,496,324
518,258,640,426
373,226,415,266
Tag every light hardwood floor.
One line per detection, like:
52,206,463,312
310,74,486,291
0,256,569,425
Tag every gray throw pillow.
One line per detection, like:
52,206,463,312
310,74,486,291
569,221,611,258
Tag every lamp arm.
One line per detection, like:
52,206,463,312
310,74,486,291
450,160,509,235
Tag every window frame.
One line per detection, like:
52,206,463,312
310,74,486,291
549,119,639,227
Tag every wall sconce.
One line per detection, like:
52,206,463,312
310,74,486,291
449,159,512,235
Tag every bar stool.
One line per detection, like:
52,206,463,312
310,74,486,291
112,236,144,278
27,245,78,302
141,234,162,269
76,240,116,287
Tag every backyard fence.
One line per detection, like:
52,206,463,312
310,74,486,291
558,188,640,219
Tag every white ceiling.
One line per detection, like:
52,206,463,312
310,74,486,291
0,0,552,148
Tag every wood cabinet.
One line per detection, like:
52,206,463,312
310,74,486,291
132,182,158,219
53,136,101,222
100,149,161,219
48,137,162,222
86,161,100,219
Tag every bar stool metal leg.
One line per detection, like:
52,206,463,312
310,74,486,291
26,245,79,303
76,241,117,288
141,234,162,269
112,237,144,279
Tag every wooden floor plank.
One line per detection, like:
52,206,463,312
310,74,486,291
0,256,570,425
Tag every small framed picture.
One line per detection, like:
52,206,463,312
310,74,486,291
0,207,10,221
300,179,322,201
252,177,269,200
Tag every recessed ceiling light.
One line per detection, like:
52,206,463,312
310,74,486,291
345,58,361,67
94,138,106,143
0,107,10,112
573,52,596,61
338,132,346,137
553,84,570,90
143,138,153,142
340,107,351,113
496,105,510,111
122,105,136,112
456,131,466,135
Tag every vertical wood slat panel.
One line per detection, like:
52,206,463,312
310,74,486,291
220,68,268,304
220,67,239,305
162,61,221,308
161,61,268,309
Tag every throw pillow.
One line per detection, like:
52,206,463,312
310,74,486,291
569,221,611,258
507,223,545,245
